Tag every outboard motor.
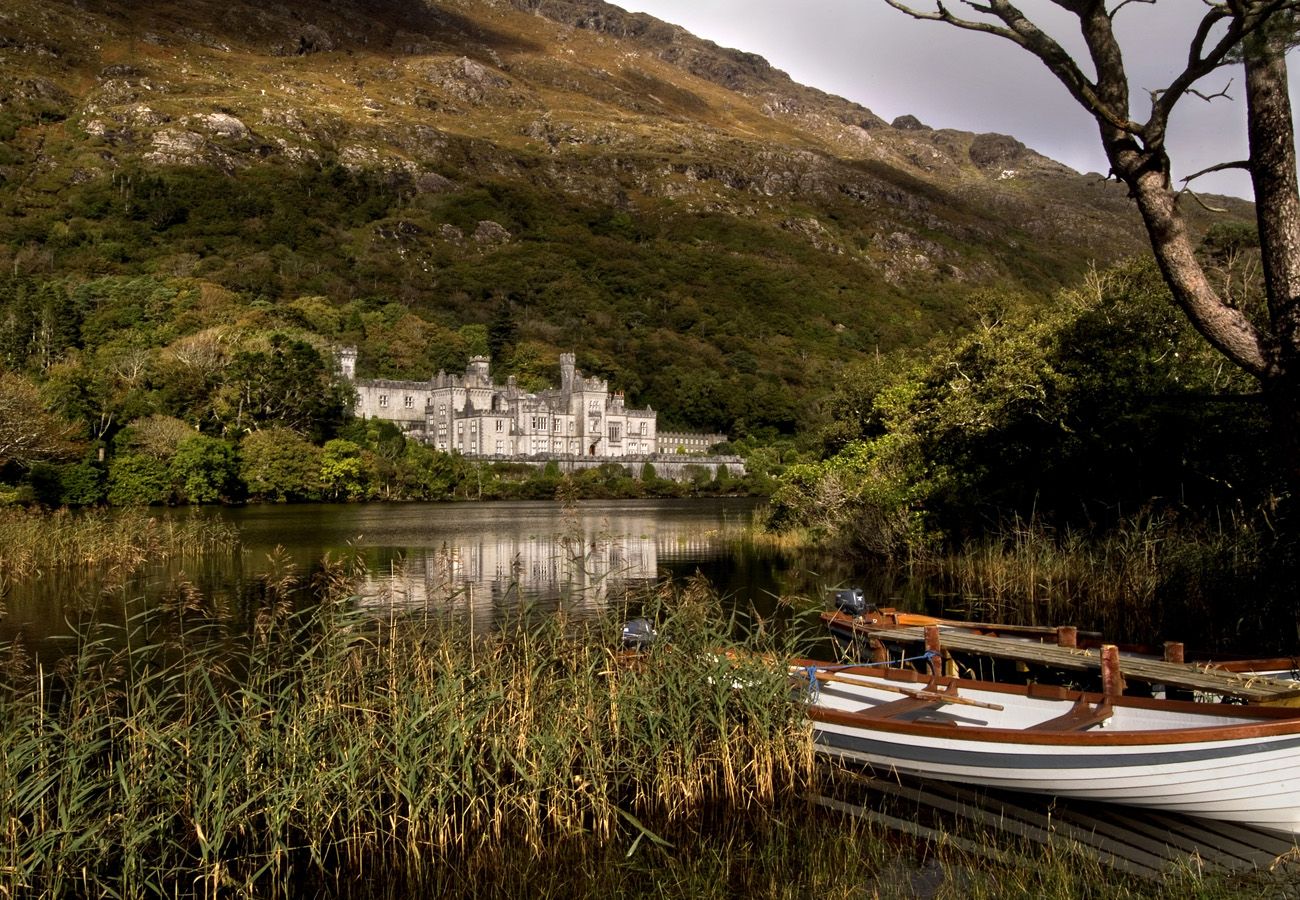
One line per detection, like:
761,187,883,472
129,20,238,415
833,587,870,617
621,618,657,651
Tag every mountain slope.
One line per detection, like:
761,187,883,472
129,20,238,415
0,0,1253,435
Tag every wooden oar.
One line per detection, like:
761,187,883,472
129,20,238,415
790,666,1005,711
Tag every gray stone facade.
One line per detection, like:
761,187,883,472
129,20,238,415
657,432,729,455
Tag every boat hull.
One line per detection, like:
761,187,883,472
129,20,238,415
815,720,1300,834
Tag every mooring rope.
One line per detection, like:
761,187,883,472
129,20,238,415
796,650,941,700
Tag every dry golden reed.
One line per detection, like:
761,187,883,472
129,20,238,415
0,565,813,898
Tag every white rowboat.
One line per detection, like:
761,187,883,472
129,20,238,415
792,658,1300,836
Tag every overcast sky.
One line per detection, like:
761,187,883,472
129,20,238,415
614,0,1299,199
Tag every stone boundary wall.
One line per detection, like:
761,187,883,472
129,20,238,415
478,453,746,481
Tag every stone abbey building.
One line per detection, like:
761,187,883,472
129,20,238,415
341,350,659,458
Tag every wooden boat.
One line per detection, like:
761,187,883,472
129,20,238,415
792,657,1300,835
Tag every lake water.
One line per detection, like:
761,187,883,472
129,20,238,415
1,499,925,654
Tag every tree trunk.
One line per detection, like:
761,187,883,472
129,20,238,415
1245,27,1300,492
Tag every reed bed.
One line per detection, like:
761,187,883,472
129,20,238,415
0,561,817,898
925,513,1272,648
0,507,236,583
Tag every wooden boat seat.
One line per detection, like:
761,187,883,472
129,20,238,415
854,694,950,720
1028,696,1114,732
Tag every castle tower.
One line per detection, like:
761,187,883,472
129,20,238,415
337,346,358,380
560,352,576,392
467,356,491,386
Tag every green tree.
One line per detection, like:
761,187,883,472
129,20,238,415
45,350,153,446
397,444,470,499
240,428,322,502
220,334,353,442
107,453,170,506
58,458,107,506
770,258,1268,550
458,323,490,358
170,435,239,504
320,438,368,501
487,299,517,362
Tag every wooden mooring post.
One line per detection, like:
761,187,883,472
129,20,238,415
1101,644,1126,697
924,625,942,677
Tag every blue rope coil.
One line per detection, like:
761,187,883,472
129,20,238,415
804,664,819,701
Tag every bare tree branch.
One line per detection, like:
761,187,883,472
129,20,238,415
1178,188,1231,214
1108,0,1155,20
1187,81,1235,102
1180,160,1252,184
884,0,1141,134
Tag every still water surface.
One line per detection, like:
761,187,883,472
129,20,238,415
3,499,925,652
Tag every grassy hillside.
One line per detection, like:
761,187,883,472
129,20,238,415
0,0,1253,439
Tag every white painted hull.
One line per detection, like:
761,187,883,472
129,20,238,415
799,662,1300,835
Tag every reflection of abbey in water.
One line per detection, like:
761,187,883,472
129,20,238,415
357,520,728,626
364,526,658,623
343,350,669,457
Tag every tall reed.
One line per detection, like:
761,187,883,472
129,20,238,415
0,507,236,582
0,560,815,898
926,512,1274,648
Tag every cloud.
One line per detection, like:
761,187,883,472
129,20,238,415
616,0,1294,199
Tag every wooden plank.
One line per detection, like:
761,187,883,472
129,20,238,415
1044,803,1250,874
795,666,1006,711
859,774,1060,845
908,778,1179,876
859,624,1300,703
825,774,1166,879
1101,809,1279,871
1142,811,1298,863
811,796,1020,867
849,767,1296,875
1026,696,1113,732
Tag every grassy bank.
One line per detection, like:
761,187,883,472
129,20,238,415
0,538,1282,897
